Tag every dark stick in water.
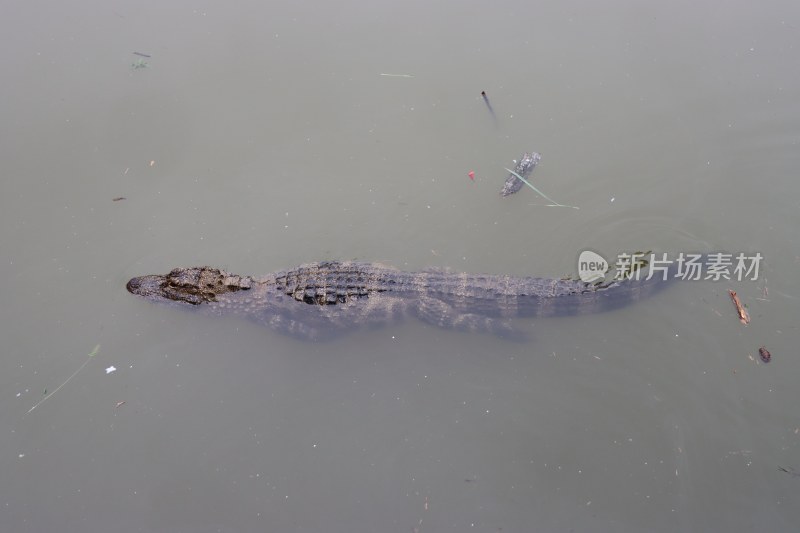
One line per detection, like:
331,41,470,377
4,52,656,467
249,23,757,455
481,91,496,122
133,52,151,58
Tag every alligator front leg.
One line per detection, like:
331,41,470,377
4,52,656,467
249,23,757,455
255,295,413,341
413,296,524,340
260,312,336,341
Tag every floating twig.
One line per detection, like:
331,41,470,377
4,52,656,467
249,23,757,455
379,73,414,78
132,52,151,58
112,197,126,202
504,168,579,209
26,345,99,415
481,91,496,122
728,290,750,324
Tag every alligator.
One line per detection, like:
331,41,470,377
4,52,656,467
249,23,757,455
500,152,541,196
126,260,670,340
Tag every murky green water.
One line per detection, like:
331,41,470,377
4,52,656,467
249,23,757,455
2,1,800,531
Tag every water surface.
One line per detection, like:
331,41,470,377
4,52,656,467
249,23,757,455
2,1,800,531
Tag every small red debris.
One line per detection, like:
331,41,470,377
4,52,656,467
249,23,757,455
468,171,475,181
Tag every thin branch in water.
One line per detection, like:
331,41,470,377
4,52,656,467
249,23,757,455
481,91,497,123
26,345,100,415
503,168,579,209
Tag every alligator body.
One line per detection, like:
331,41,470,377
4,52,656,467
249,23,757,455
126,261,669,340
500,152,541,196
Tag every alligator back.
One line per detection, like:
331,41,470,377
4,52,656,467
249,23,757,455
400,267,668,318
127,261,673,340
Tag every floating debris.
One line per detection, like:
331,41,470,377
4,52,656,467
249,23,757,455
132,51,151,58
758,346,771,363
26,344,99,415
501,152,540,196
503,166,579,209
112,197,126,202
379,73,414,78
728,290,750,324
131,59,149,70
106,366,117,375
481,91,496,122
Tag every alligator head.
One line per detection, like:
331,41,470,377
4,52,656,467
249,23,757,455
126,267,252,305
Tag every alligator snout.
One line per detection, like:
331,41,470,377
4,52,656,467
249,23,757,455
126,274,167,298
126,277,142,294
